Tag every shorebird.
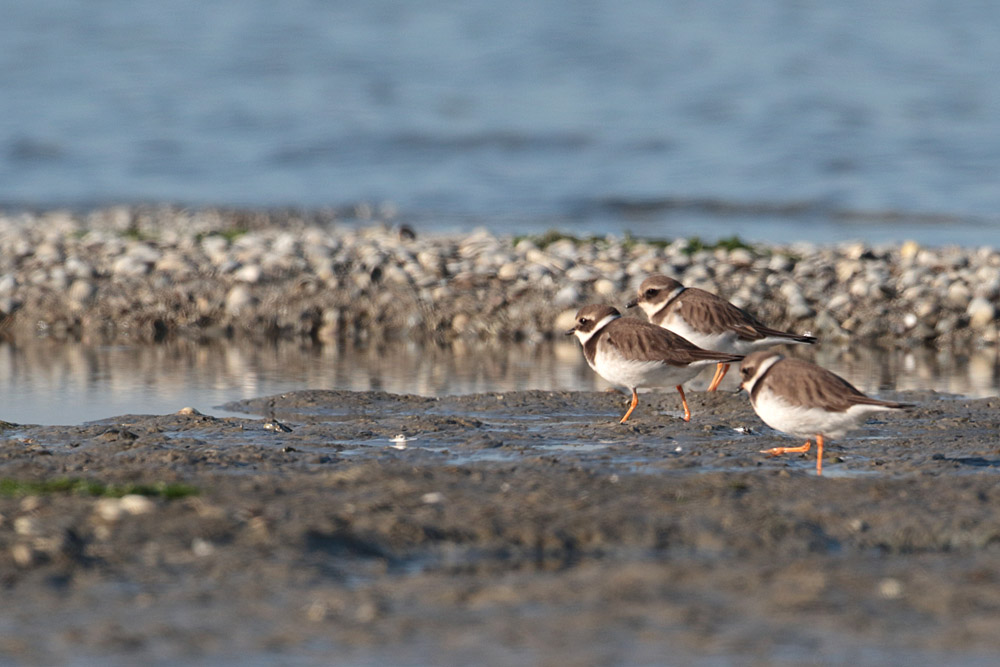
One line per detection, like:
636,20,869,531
739,350,913,475
627,275,816,392
565,304,744,423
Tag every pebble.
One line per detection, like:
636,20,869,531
497,263,519,281
0,206,995,349
451,313,470,334
201,235,229,261
191,538,215,557
900,240,920,262
565,265,597,282
11,543,39,567
593,278,618,298
14,516,40,536
421,492,445,504
728,248,754,267
554,309,579,334
95,495,156,521
64,257,94,279
127,243,162,265
767,254,793,272
878,577,904,600
94,499,125,522
967,297,996,329
233,264,263,283
946,282,972,307
67,279,96,308
225,284,255,315
119,495,156,515
112,255,151,277
553,285,581,308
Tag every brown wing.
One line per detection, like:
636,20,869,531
675,289,769,341
762,358,912,412
678,289,814,343
604,318,744,366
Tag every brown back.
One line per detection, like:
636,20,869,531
753,357,912,412
586,317,744,367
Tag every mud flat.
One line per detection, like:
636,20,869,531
0,387,998,664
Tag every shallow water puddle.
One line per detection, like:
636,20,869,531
536,442,612,453
815,466,885,479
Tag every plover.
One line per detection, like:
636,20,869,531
627,275,816,392
565,304,744,423
739,350,913,475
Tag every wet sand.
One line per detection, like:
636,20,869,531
1,388,999,665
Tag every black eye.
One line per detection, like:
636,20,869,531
578,317,588,325
645,288,657,298
741,367,753,378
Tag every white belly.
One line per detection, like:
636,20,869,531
591,345,707,390
659,313,740,354
751,388,892,440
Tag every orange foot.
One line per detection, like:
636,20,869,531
760,441,812,456
761,434,825,476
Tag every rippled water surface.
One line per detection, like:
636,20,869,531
1,340,995,426
4,0,1000,245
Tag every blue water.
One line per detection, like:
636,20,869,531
3,0,1000,245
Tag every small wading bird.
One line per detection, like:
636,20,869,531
739,350,914,475
565,304,743,423
627,275,817,392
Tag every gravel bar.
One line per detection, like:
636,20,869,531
0,205,996,348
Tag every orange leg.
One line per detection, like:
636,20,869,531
707,362,730,392
676,385,691,422
619,388,639,424
816,434,824,476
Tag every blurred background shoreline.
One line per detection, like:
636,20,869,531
4,0,1000,422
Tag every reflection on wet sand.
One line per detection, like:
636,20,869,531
0,339,997,425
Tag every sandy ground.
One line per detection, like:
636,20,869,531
1,387,999,665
